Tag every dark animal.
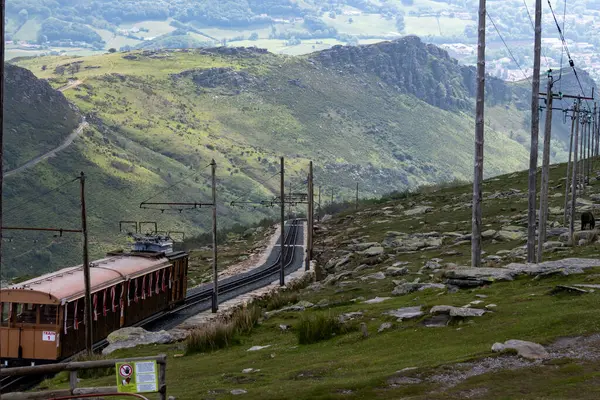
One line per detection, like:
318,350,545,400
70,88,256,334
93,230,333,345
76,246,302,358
581,211,595,230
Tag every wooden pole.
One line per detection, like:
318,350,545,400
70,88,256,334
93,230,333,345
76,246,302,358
564,108,576,225
355,182,358,210
471,0,486,269
307,161,313,271
280,157,285,286
582,114,587,194
80,172,93,355
0,0,5,333
537,72,554,262
317,185,321,223
211,159,218,313
526,0,542,263
588,110,592,179
570,100,581,242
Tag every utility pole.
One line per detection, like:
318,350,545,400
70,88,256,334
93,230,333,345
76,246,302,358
80,172,93,355
317,186,321,223
471,0,486,269
331,188,334,205
537,71,554,262
570,100,581,242
288,182,292,220
0,0,5,316
211,160,218,313
355,182,359,210
581,115,586,194
306,161,313,271
526,0,542,263
564,107,576,225
279,157,285,286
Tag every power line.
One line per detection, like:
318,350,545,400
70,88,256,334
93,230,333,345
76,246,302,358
4,176,79,216
139,162,212,204
522,0,550,68
486,11,531,84
558,0,567,92
547,0,591,112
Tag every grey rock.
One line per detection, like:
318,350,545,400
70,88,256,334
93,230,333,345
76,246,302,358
491,339,550,360
543,241,564,250
384,306,424,321
404,206,433,216
363,296,391,304
103,327,187,355
430,305,486,317
378,322,393,333
504,258,600,276
361,271,386,280
231,389,248,395
495,230,526,241
350,242,381,251
549,285,589,294
443,267,517,282
481,229,497,239
339,312,363,323
421,314,451,327
386,266,409,276
361,246,385,256
392,283,446,296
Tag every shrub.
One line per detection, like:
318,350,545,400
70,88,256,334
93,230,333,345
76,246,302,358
231,304,262,335
296,312,353,345
262,291,298,311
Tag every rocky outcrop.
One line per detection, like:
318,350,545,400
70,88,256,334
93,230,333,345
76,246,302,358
102,327,188,355
310,36,511,112
172,67,261,91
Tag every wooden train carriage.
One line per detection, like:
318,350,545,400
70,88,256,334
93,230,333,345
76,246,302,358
0,250,188,366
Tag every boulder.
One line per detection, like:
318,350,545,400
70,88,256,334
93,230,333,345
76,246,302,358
384,306,424,321
543,241,564,250
491,339,549,360
443,267,516,282
378,322,393,333
430,305,486,317
481,229,497,239
504,258,600,276
361,246,385,256
404,206,433,216
392,283,446,296
386,266,409,277
495,230,525,241
421,314,451,327
103,327,187,355
573,230,597,243
361,271,386,280
363,296,391,304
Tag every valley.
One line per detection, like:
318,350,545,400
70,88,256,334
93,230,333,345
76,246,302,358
4,37,568,277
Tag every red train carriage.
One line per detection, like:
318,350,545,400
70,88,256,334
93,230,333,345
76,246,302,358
0,236,188,367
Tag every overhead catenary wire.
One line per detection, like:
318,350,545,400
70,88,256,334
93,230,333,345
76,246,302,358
4,176,79,216
547,0,591,112
139,162,213,205
486,11,531,84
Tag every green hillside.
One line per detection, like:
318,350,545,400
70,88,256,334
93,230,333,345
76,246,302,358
3,37,579,277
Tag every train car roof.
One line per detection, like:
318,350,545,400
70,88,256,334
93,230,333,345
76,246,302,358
0,253,173,305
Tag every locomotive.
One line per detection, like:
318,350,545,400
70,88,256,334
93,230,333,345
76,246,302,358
0,235,188,367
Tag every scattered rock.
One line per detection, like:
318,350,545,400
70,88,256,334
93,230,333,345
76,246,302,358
443,267,516,282
363,296,391,304
339,312,363,323
491,339,550,360
404,206,433,216
361,271,386,280
386,266,408,276
247,345,271,352
481,229,497,239
392,283,446,296
495,230,526,241
378,322,393,333
361,246,385,256
384,306,424,321
430,305,486,317
231,389,248,395
549,285,589,295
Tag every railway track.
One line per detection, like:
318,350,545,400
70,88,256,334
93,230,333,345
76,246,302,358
0,219,304,394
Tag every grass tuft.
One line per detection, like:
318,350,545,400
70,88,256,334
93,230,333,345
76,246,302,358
296,312,354,345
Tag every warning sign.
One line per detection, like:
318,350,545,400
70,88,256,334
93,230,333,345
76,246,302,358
116,360,158,394
42,331,56,342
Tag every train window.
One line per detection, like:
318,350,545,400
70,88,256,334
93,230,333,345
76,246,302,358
15,303,37,324
39,305,58,325
1,303,9,326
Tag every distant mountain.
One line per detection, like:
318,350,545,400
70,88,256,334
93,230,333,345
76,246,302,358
5,36,588,277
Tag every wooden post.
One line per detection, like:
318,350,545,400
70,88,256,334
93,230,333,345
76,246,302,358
317,186,321,223
307,161,313,271
211,160,218,313
526,0,542,263
280,157,285,286
158,356,167,400
537,72,553,262
69,370,78,394
355,182,358,210
582,114,587,194
0,0,5,313
331,188,333,205
471,0,486,269
564,108,576,225
80,172,93,355
570,100,581,242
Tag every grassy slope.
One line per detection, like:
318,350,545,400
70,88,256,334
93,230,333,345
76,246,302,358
6,46,538,276
37,157,600,399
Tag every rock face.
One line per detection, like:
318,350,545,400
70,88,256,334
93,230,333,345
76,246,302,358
310,35,511,111
491,339,550,360
172,67,260,90
102,327,187,355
